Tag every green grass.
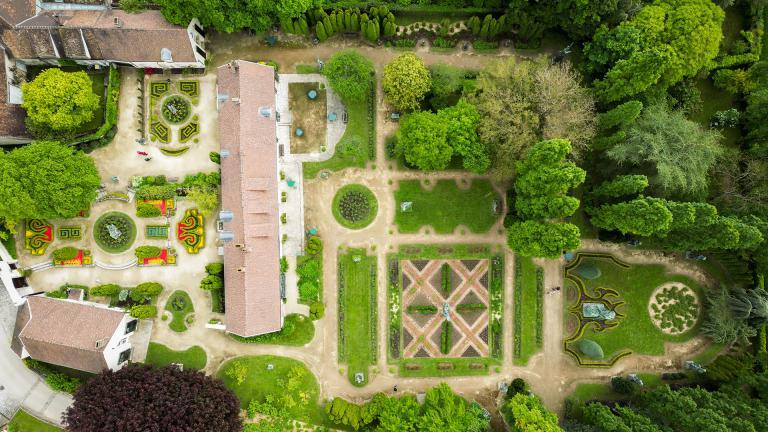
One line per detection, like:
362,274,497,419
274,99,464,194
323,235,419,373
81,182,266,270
691,78,739,148
396,357,499,377
303,80,374,178
566,256,703,358
144,342,207,370
9,410,62,432
295,64,319,74
692,342,726,365
217,355,328,426
230,314,314,346
394,179,500,234
164,290,194,332
332,184,378,229
514,256,542,365
339,248,377,386
92,211,137,253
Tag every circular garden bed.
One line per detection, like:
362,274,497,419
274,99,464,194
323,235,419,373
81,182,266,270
332,184,378,229
93,212,137,253
161,95,191,124
648,283,700,335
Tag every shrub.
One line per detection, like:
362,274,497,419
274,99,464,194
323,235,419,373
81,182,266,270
338,190,371,222
52,246,79,261
611,376,639,395
407,304,438,314
577,339,604,359
200,274,224,291
507,378,527,398
210,151,221,164
225,360,248,385
206,262,224,275
135,246,161,259
46,372,82,394
440,321,452,354
45,288,68,299
310,302,325,320
306,236,323,255
130,304,158,319
299,280,319,300
136,203,162,218
135,184,176,200
432,37,456,48
130,282,163,301
280,256,288,273
90,283,121,297
711,108,740,128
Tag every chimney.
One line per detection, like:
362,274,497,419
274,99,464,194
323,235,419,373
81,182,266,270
113,17,122,28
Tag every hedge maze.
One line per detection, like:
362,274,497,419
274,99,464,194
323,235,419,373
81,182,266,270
179,119,200,143
58,225,82,241
150,120,170,144
179,80,200,99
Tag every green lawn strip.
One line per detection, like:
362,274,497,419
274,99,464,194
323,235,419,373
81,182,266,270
230,314,314,346
297,254,323,305
217,355,328,426
514,256,542,366
692,342,726,365
394,179,501,234
570,257,703,358
144,342,207,370
9,410,62,432
164,290,194,332
303,79,374,179
396,357,499,377
2,232,17,259
339,248,377,386
332,184,379,229
567,382,617,406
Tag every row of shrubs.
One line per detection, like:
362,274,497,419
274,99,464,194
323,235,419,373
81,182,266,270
513,260,523,359
535,267,544,346
297,236,323,304
489,255,503,359
440,321,452,354
440,263,451,292
407,304,437,314
72,67,121,153
283,6,397,42
24,359,81,393
200,262,225,313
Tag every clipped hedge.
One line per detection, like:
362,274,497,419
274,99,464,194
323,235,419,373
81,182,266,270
407,304,437,314
72,67,121,153
52,246,79,261
136,202,162,218
135,246,161,259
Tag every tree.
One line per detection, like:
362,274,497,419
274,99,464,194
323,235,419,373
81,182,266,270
428,64,470,109
206,262,224,275
745,89,768,155
0,141,100,222
64,364,242,431
22,69,100,136
417,383,491,432
597,101,643,131
590,197,673,236
324,50,374,102
507,221,581,259
200,274,224,291
440,99,488,173
383,53,431,111
591,175,649,199
470,57,595,179
186,186,219,216
129,304,157,319
396,111,452,171
502,393,562,432
702,285,758,344
585,0,724,101
156,0,280,33
607,104,722,199
130,282,163,301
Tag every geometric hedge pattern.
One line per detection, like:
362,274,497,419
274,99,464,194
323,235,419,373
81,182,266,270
57,225,82,240
179,121,199,143
401,259,490,359
179,80,199,99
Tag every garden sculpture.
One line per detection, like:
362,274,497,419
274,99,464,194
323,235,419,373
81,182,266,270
106,223,123,240
442,303,451,320
354,373,364,384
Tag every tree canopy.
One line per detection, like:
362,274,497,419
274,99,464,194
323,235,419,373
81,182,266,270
64,364,242,431
470,57,595,179
22,69,100,137
156,0,317,33
503,393,562,432
324,50,374,102
383,53,432,111
0,141,100,222
585,0,724,101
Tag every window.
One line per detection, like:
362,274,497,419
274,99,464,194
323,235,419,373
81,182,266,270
118,349,132,364
125,319,138,335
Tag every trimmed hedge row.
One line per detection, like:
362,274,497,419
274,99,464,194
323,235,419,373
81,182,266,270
72,67,121,153
535,266,544,346
407,304,438,314
440,321,452,354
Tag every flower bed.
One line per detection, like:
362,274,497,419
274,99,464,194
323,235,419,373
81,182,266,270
57,225,82,241
145,225,169,239
25,219,53,255
162,95,191,124
93,212,136,253
52,248,92,267
140,198,175,217
137,247,177,266
177,208,205,254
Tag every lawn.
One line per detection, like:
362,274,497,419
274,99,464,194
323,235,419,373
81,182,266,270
565,255,703,360
394,179,501,234
217,355,327,425
9,410,62,432
339,248,377,386
514,256,542,366
288,82,327,154
303,78,374,179
164,290,194,332
230,314,314,345
144,342,207,370
332,184,378,229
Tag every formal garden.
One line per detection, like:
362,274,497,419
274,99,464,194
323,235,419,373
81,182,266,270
164,290,195,332
148,79,202,156
338,248,378,386
289,82,328,154
332,184,378,230
394,179,502,234
93,212,137,254
563,253,703,367
387,244,503,377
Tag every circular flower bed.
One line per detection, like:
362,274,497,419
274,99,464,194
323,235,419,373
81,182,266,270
648,283,700,335
332,184,378,229
161,95,191,124
93,212,137,253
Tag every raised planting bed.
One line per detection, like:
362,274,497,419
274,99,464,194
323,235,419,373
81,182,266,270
177,208,205,254
25,219,53,255
332,184,378,230
93,212,136,253
164,290,194,332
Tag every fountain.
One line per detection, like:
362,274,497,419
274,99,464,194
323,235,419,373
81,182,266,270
106,223,123,240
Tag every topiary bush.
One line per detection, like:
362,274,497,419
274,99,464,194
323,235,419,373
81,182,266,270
52,246,79,261
130,304,158,319
310,302,325,320
577,339,604,359
91,283,121,297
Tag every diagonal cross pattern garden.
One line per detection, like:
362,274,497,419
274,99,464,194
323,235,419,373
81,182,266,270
401,259,490,358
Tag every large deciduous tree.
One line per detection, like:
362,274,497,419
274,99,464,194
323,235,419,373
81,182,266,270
323,50,374,102
157,0,316,33
507,220,581,259
585,0,724,101
22,69,100,137
383,53,432,111
0,141,100,222
502,393,562,432
590,197,673,237
64,364,242,431
606,103,723,200
470,57,595,179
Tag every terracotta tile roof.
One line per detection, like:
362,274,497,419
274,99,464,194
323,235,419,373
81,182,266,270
59,28,88,59
0,52,29,139
218,61,283,337
17,296,126,374
0,0,36,27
